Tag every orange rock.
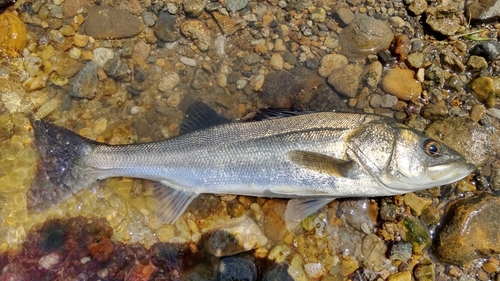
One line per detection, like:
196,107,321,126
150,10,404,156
0,12,28,57
380,67,421,102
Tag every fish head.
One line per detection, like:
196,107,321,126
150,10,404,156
380,126,475,192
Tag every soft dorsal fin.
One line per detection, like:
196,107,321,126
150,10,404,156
253,108,314,121
179,102,231,135
287,150,356,177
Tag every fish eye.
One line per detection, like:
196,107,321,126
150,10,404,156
424,140,441,156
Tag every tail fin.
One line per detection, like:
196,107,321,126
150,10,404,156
28,118,98,211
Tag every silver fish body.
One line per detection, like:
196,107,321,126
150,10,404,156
30,104,475,228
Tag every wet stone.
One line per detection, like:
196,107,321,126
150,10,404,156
262,263,295,281
262,199,287,243
327,63,364,98
338,14,394,59
420,206,441,226
226,0,250,13
154,11,180,43
380,68,421,102
336,8,355,25
406,52,425,69
381,94,398,108
103,57,130,82
413,260,435,281
425,6,460,36
398,215,431,255
421,104,448,120
191,68,210,90
425,116,493,167
244,53,260,65
183,0,206,17
305,57,319,69
318,54,348,78
407,0,427,15
470,41,500,61
433,193,500,265
69,61,98,99
467,55,488,70
84,5,144,39
465,0,500,21
389,241,412,261
213,256,257,281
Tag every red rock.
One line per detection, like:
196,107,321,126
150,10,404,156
88,237,114,262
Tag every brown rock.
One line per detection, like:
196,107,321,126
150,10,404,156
327,63,364,98
433,193,500,265
262,199,287,243
391,34,411,62
212,12,247,35
465,0,500,21
84,6,144,39
180,20,212,51
380,68,422,102
62,0,91,18
0,12,28,57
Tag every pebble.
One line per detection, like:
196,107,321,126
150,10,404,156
191,68,210,90
407,0,427,15
388,241,412,261
433,193,500,265
338,14,394,58
180,20,211,51
469,76,497,108
213,256,257,281
103,57,130,82
391,34,411,62
425,6,460,36
466,0,500,21
380,94,398,108
226,0,250,13
180,56,197,67
68,47,81,60
362,61,383,89
213,12,247,36
268,244,292,263
336,8,355,25
466,55,488,70
202,215,267,257
487,107,500,120
398,215,431,255
262,199,287,243
318,54,348,78
73,34,89,48
470,41,500,61
327,63,364,98
370,94,382,107
387,271,411,281
413,260,435,281
84,5,144,39
304,263,325,279
0,12,28,57
421,104,448,120
403,193,432,216
269,53,283,70
262,263,295,281
69,61,98,99
154,11,180,42
92,48,114,67
380,68,421,102
425,116,493,167
34,99,59,119
158,73,180,92
244,53,260,65
406,52,425,68
183,0,206,17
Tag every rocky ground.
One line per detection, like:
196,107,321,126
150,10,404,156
0,0,500,280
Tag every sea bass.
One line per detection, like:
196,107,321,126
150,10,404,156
29,103,475,229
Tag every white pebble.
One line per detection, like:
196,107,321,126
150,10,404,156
69,47,81,59
180,56,197,67
93,47,114,67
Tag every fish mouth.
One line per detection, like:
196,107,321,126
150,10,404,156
427,161,476,184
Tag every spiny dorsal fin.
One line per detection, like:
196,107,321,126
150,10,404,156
179,102,231,135
253,108,314,121
287,150,355,177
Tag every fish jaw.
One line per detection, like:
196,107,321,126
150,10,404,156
425,161,476,185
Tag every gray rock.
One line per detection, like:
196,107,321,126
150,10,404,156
84,6,144,39
226,0,250,12
142,11,155,27
465,0,500,21
327,63,364,98
339,199,375,232
380,94,398,108
191,68,211,90
69,61,98,99
369,94,382,107
154,11,180,42
338,14,394,59
227,72,240,84
213,257,257,281
336,8,355,25
305,58,318,69
470,41,500,61
263,263,295,281
103,57,131,82
244,53,260,65
283,51,297,65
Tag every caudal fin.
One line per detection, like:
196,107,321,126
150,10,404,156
28,118,98,211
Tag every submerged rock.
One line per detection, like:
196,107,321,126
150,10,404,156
69,61,98,99
213,256,257,281
84,6,144,39
433,193,500,265
465,0,500,22
380,68,422,102
338,14,394,59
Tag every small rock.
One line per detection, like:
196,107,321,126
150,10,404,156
327,63,364,98
406,52,425,68
389,16,405,28
244,53,260,65
158,73,180,92
318,54,348,78
403,193,432,216
0,12,28,57
387,271,411,281
304,263,325,279
69,61,98,99
470,104,487,122
154,11,180,42
388,241,413,261
440,51,466,73
336,7,355,25
262,263,295,281
380,94,398,108
413,260,435,281
103,57,130,82
305,57,319,69
181,20,211,51
191,68,210,90
407,0,427,15
369,94,382,107
391,34,411,61
420,206,441,226
93,47,114,67
361,233,388,264
361,61,383,89
311,8,326,23
487,107,500,119
213,256,257,281
470,41,500,61
469,76,498,108
338,14,394,59
202,215,267,257
183,0,207,17
269,53,284,70
38,252,60,269
339,199,376,232
213,12,247,35
443,75,463,92
340,258,359,276
180,56,197,67
398,215,431,255
425,6,460,36
268,244,292,263
433,193,500,265
84,6,144,39
421,104,448,120
465,0,500,21
226,0,250,12
425,116,492,167
467,55,488,70
380,68,421,102
262,199,287,243
142,11,155,27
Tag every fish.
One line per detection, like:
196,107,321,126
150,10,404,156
29,102,475,229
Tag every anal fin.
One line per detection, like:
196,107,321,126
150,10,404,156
153,182,199,225
285,198,335,230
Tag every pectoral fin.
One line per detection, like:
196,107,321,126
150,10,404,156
287,150,355,177
152,182,199,225
285,198,336,230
